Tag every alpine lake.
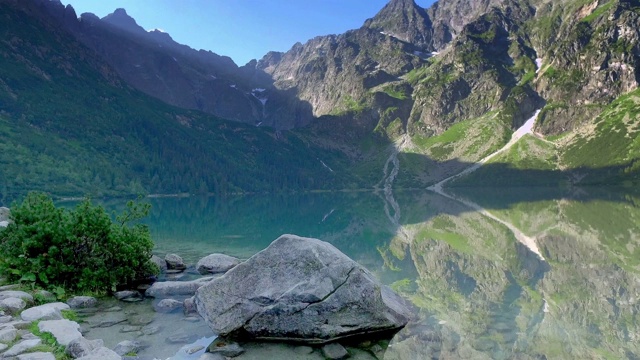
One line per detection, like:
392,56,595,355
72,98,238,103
79,186,640,360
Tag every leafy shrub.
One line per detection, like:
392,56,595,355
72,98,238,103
0,192,157,293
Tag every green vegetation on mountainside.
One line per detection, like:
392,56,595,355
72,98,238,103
0,3,353,203
450,88,640,187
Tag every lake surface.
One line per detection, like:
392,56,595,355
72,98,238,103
98,187,640,359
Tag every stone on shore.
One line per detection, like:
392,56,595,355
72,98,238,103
3,338,42,357
145,277,214,298
113,291,143,302
38,319,82,346
150,255,168,272
113,340,144,356
67,296,97,309
195,234,412,344
75,346,121,360
66,337,104,358
21,302,70,322
0,297,27,315
322,343,349,360
165,254,186,270
196,254,241,274
0,326,18,342
16,352,56,360
0,291,33,303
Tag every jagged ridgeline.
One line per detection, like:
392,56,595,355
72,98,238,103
1,0,639,202
0,0,354,202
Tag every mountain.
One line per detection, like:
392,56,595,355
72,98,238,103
0,0,638,202
32,1,316,129
0,0,356,203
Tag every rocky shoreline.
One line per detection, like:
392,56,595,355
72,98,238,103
0,227,411,360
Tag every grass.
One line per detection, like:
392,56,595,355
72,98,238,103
28,321,72,360
581,1,615,23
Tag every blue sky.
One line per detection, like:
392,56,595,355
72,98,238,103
60,0,436,66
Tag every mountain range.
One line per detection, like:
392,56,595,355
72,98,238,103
0,0,638,202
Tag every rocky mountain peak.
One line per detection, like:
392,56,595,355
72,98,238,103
364,0,434,49
102,8,146,36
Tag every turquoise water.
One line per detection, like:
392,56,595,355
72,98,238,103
95,188,640,359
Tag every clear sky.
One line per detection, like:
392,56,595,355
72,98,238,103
59,0,436,66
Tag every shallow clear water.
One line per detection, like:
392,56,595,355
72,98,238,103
92,187,640,359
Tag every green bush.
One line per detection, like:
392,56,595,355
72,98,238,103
0,192,157,293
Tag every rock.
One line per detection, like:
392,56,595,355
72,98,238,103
113,291,142,302
0,221,8,228
67,296,97,309
19,331,40,340
0,291,33,303
21,302,70,322
3,338,42,357
195,235,412,344
186,345,204,354
183,296,197,314
113,340,143,356
0,343,7,352
3,320,30,329
128,315,154,326
166,332,198,344
207,338,245,357
196,254,241,274
66,337,104,358
0,297,27,315
153,299,182,313
33,290,56,303
75,346,121,360
0,326,18,343
322,343,349,360
88,313,128,328
141,324,160,335
150,255,168,272
197,354,226,360
145,277,214,298
165,254,186,270
16,352,56,360
38,319,82,346
0,284,20,291
119,325,142,333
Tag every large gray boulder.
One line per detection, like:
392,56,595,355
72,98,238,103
196,254,241,274
195,234,412,344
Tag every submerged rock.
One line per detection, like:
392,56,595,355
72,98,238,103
195,234,412,344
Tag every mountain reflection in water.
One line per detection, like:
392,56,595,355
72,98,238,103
98,187,640,359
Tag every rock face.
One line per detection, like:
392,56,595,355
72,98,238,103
196,254,241,274
195,234,412,344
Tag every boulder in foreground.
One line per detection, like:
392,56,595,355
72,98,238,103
195,234,411,344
